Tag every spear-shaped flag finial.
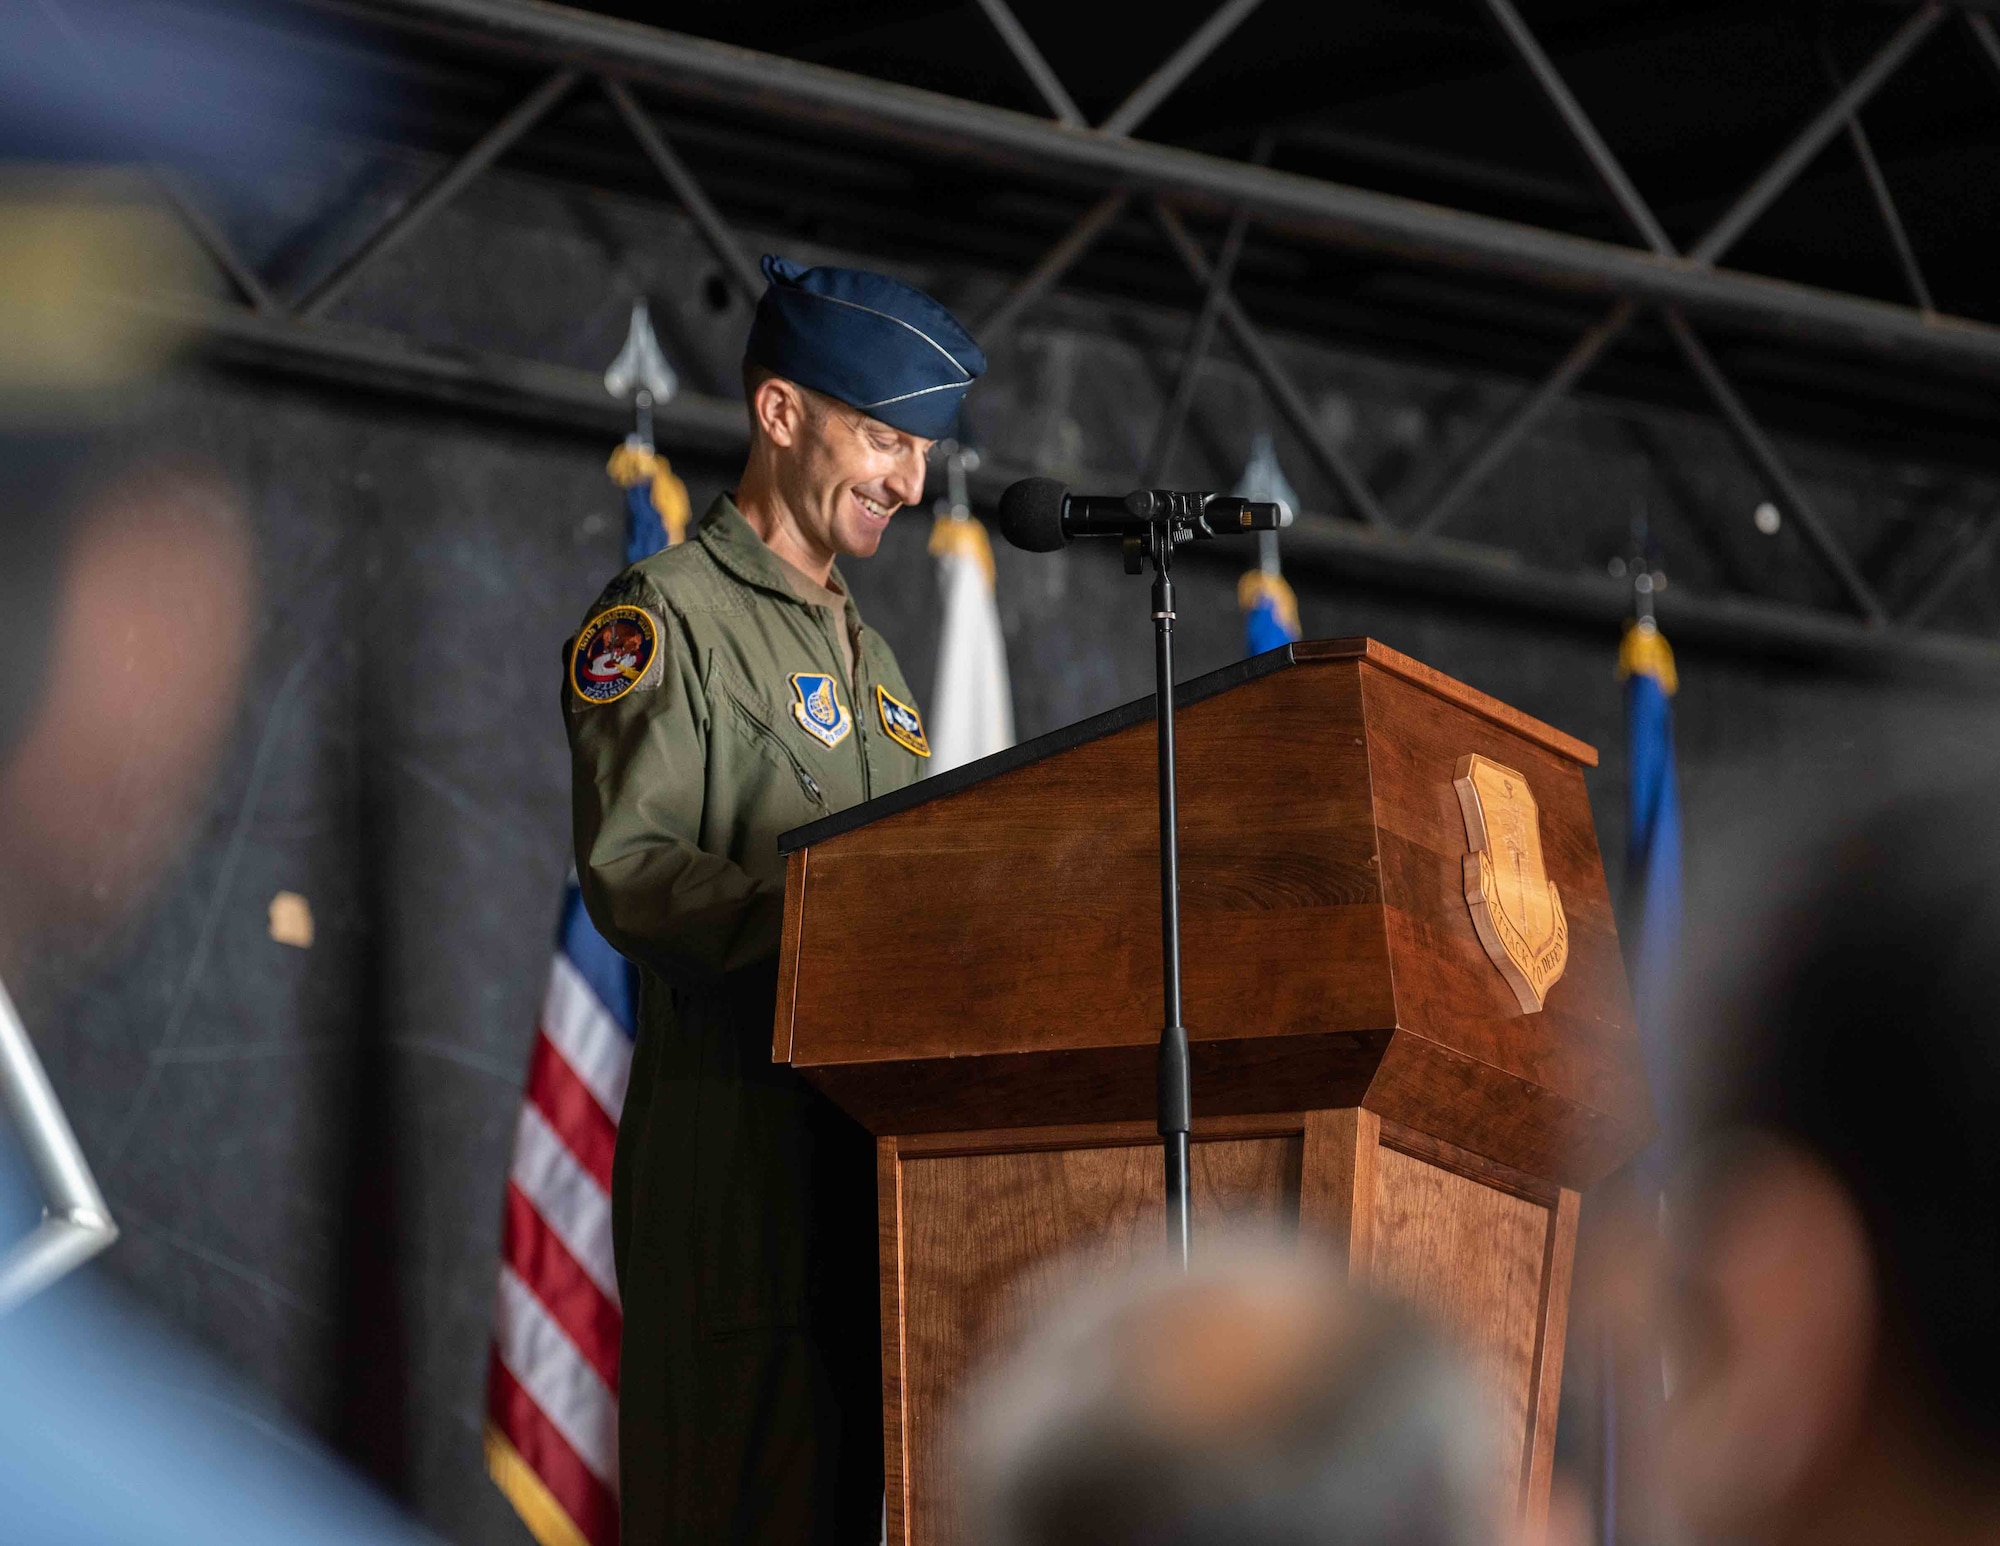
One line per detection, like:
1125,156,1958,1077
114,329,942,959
604,299,679,433
602,298,690,547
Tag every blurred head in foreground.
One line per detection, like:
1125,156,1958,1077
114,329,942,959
0,174,251,973
1665,788,2000,1546
960,1245,1501,1546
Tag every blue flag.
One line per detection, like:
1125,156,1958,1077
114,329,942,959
1238,570,1301,656
1619,616,1681,1159
608,440,690,558
1599,615,1682,1546
1232,431,1303,657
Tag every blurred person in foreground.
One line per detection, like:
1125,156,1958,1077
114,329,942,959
958,1244,1509,1546
0,54,423,1539
1659,788,2000,1546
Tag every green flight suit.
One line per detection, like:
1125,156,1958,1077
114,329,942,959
564,495,928,1546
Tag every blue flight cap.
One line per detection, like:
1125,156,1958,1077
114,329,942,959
744,254,987,440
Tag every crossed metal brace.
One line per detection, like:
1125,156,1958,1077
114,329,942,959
1432,3,1960,628
1416,16,1998,635
168,65,762,332
973,0,1991,622
156,0,1996,622
973,0,1390,525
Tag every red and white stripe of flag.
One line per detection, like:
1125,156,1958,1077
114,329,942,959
487,941,633,1546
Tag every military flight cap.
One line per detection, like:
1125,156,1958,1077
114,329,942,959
745,254,987,440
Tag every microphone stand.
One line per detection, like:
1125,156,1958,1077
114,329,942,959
1128,523,1192,1269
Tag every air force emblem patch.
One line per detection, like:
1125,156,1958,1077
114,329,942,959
875,685,930,757
788,672,851,749
570,605,661,705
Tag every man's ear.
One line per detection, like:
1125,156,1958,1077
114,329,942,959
1662,1141,1876,1538
753,376,806,449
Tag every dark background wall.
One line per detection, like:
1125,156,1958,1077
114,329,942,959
13,149,2000,1545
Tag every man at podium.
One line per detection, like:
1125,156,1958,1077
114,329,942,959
564,257,984,1546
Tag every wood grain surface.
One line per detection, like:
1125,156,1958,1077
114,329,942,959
889,1132,1301,1546
801,1028,1392,1136
787,643,1641,1540
876,1109,1580,1543
787,658,1390,1068
781,644,1648,1185
1369,1143,1552,1499
1294,638,1598,765
1358,663,1650,1184
772,848,807,1065
1521,1187,1581,1534
878,1137,909,1546
1299,1105,1378,1270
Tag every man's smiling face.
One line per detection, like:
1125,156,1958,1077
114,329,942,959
781,387,934,561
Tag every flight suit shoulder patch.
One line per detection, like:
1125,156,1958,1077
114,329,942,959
875,685,930,757
571,604,666,705
788,672,852,749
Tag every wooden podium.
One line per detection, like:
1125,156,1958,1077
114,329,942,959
773,639,1650,1544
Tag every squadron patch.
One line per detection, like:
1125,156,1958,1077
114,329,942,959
875,685,930,757
570,605,661,705
788,672,852,749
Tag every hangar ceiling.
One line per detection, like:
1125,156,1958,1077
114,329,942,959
70,0,2000,669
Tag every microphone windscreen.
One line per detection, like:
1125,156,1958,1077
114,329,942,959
997,478,1070,552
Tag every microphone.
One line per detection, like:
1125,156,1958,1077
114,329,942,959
998,477,1290,552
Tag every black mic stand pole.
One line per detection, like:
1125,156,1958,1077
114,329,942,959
1133,523,1192,1269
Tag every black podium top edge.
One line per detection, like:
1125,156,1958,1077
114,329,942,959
778,643,1299,854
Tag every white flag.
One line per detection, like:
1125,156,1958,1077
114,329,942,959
927,514,1014,773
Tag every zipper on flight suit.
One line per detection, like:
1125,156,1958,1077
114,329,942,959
719,680,827,811
809,605,872,802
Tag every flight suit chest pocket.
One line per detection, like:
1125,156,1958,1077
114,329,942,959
705,660,828,817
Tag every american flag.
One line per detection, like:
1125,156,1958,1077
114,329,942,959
486,437,687,1546
485,886,633,1546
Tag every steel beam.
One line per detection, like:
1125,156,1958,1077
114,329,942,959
603,78,763,304
1145,133,1272,483
975,190,1130,345
157,294,748,449
1412,302,1634,536
973,0,1084,126
1970,9,2000,80
1818,34,1934,314
1144,200,1250,483
1480,0,1888,619
1098,0,1267,139
1689,4,1942,266
1276,123,1595,213
1662,312,1887,622
1245,507,2000,682
1902,510,2000,626
154,167,280,315
298,65,579,318
1153,203,1388,526
970,0,1254,370
156,293,2000,678
1426,0,1912,625
1479,0,1672,254
306,0,2000,380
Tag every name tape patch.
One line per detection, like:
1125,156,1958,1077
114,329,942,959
876,685,930,757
